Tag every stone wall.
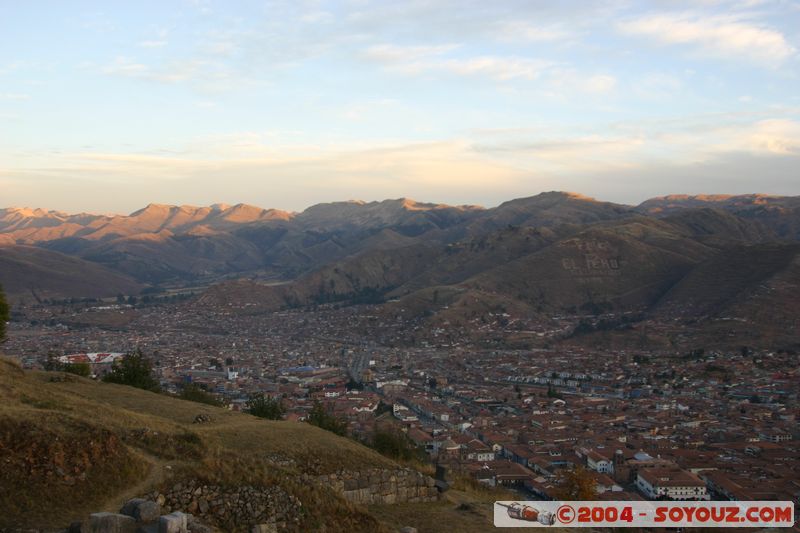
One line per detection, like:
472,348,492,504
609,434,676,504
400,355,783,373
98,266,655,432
308,468,438,505
143,482,299,531
143,468,438,530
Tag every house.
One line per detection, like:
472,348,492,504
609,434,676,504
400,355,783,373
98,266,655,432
586,450,614,474
758,430,792,443
636,467,709,501
591,472,623,493
463,439,495,462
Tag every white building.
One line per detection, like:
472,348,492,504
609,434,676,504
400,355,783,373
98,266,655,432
636,467,709,501
586,450,614,474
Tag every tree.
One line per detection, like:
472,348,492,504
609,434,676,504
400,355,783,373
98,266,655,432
375,400,392,416
0,283,9,342
179,383,222,406
372,428,418,461
306,401,347,436
63,362,91,377
42,353,91,377
554,466,597,500
346,378,364,391
103,349,160,392
245,393,285,420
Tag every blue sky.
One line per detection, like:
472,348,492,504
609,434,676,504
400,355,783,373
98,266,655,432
1,0,799,213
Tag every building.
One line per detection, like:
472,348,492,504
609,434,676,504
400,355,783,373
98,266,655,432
57,352,125,376
636,467,709,501
586,450,613,474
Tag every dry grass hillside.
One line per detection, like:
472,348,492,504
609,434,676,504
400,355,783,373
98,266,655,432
0,245,142,302
0,358,527,532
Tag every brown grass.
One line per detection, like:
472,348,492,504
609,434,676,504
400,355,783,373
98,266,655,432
0,357,402,531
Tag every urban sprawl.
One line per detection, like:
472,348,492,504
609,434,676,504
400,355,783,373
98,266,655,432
7,299,799,505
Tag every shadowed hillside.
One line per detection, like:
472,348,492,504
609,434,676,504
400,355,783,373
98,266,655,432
0,245,142,302
0,358,529,532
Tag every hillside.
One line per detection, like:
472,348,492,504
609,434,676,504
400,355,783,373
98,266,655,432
0,358,527,532
0,192,637,285
0,245,142,302
195,207,799,342
637,194,800,240
4,192,800,341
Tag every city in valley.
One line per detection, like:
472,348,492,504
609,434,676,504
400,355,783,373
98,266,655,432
3,1,800,530
7,291,798,505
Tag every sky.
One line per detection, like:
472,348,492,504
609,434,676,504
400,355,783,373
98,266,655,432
1,0,799,214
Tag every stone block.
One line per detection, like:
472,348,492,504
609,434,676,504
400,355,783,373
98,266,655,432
120,499,147,517
159,512,188,533
121,499,162,523
82,512,137,533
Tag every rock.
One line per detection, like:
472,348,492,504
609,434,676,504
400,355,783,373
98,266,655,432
120,499,147,517
193,414,212,424
159,512,188,533
251,524,277,533
68,522,83,533
81,512,137,533
399,527,418,533
121,499,161,523
187,515,216,533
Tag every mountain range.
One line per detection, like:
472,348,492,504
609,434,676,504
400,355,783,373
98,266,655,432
1,192,799,348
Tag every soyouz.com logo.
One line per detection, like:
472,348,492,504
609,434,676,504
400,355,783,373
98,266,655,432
493,501,795,528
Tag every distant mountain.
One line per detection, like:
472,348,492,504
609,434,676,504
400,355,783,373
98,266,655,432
0,245,142,302
3,192,800,330
466,191,632,232
637,194,800,240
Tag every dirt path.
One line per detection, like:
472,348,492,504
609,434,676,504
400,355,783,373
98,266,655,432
98,448,173,513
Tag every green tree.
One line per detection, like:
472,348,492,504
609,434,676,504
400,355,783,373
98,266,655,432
62,362,91,377
0,283,9,341
246,393,285,420
306,400,347,436
372,429,418,461
179,383,222,406
103,349,160,392
42,353,91,377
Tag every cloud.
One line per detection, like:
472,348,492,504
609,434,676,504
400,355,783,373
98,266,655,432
493,21,574,42
364,44,461,63
5,116,800,212
102,57,236,89
0,140,529,212
584,74,617,93
472,116,800,177
365,44,553,81
138,40,168,48
544,69,618,95
716,118,800,155
0,93,31,100
618,12,795,66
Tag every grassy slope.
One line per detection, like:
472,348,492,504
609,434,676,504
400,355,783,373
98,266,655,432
0,357,535,532
0,358,398,531
0,245,142,302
